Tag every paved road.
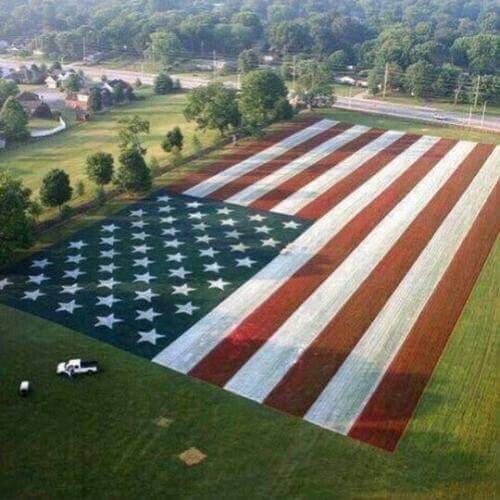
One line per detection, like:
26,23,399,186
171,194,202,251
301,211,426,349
1,57,498,133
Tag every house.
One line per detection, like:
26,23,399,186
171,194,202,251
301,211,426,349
16,91,42,115
0,136,6,150
83,52,105,65
45,75,59,89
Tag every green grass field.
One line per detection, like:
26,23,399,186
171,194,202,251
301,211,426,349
1,109,498,497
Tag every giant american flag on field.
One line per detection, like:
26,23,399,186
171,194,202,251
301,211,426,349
1,118,498,451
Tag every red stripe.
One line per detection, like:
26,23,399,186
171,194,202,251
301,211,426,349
169,118,317,193
209,123,351,201
264,143,494,416
189,138,456,387
249,128,386,211
348,184,499,451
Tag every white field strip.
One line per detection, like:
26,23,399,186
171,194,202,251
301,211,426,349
225,125,369,206
305,146,500,434
184,119,337,198
152,135,439,373
273,130,404,215
224,141,476,402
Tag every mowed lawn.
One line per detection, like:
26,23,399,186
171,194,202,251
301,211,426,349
0,88,217,196
0,112,498,497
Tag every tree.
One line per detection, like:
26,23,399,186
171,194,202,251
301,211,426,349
296,61,335,108
184,82,240,134
269,21,311,54
0,97,30,143
148,30,182,67
238,49,260,73
0,79,19,107
153,72,174,95
87,87,102,113
85,152,114,186
433,64,461,98
115,148,152,193
112,85,125,104
404,60,436,98
0,173,36,265
238,69,289,131
161,126,183,152
40,169,73,212
328,50,348,71
64,73,82,92
117,115,150,154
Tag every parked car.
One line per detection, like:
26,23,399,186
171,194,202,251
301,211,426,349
57,359,99,377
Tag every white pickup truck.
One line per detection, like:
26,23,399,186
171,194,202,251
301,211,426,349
57,359,99,377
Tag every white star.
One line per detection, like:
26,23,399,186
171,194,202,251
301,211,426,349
217,206,233,215
68,240,87,250
203,262,224,273
66,254,86,264
60,283,83,295
166,252,186,263
27,274,49,285
100,236,120,246
137,328,164,345
63,268,86,280
31,258,51,269
157,195,171,203
172,283,196,296
225,230,242,239
136,307,162,322
196,234,215,244
220,218,236,226
98,278,121,289
133,257,154,268
208,278,231,291
164,239,184,249
188,211,206,220
0,277,12,290
131,220,148,228
160,216,177,224
96,294,121,308
236,257,257,268
249,214,266,222
101,223,119,232
134,272,156,284
133,244,153,254
169,267,191,279
100,249,120,259
134,289,159,302
158,205,174,213
57,300,81,314
192,222,209,231
175,302,199,316
99,263,120,273
230,242,249,252
130,209,146,217
95,313,122,329
162,227,180,236
23,289,45,301
261,237,280,248
199,247,219,258
255,225,272,234
132,232,149,241
186,200,202,208
283,220,301,229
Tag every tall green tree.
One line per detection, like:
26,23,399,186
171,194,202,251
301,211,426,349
115,148,152,193
296,61,335,108
85,152,114,186
0,79,19,107
0,173,36,265
238,49,260,73
40,169,73,212
148,30,182,66
161,126,183,152
0,96,30,143
184,82,240,134
404,60,436,98
153,72,174,95
117,115,150,154
87,87,102,113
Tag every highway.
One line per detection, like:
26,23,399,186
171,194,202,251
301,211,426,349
1,57,498,133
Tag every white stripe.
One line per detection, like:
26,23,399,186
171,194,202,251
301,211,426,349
305,146,499,434
184,119,337,198
224,141,476,402
225,125,369,206
152,135,439,373
273,130,404,215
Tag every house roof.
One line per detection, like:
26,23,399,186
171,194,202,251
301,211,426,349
16,91,41,102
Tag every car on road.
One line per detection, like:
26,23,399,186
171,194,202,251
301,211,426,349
57,359,99,377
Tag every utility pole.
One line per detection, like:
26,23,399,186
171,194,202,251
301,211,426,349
382,62,389,99
213,49,217,80
481,101,487,128
473,75,481,111
83,34,86,61
292,55,297,91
